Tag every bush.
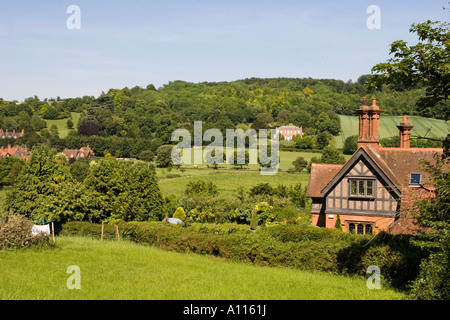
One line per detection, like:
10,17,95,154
173,207,186,221
0,215,51,251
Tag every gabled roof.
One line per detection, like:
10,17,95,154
305,163,343,198
320,147,402,198
306,146,444,199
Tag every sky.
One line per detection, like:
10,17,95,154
0,0,448,101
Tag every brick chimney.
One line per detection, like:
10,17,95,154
357,97,382,149
397,115,413,148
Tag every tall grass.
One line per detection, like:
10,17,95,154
0,236,406,300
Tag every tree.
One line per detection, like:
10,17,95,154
292,156,307,172
30,113,46,131
368,20,450,120
67,118,74,129
335,213,343,231
78,120,100,136
321,146,346,164
229,150,249,169
156,145,173,168
5,146,76,223
343,135,358,155
409,154,450,299
251,112,274,130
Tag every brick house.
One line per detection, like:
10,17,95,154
0,144,30,160
274,125,303,141
306,98,444,235
0,129,25,139
62,146,95,161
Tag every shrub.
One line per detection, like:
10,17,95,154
173,207,186,221
0,215,51,251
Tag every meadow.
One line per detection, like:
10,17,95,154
0,236,406,300
156,150,322,198
45,112,81,138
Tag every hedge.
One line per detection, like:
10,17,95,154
60,221,427,289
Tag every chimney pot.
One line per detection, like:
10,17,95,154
372,98,376,106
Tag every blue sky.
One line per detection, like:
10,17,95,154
0,0,448,101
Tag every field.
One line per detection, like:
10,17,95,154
335,115,450,148
45,112,81,138
156,150,324,198
0,236,406,300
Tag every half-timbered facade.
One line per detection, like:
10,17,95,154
306,98,443,234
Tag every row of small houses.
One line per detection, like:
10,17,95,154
0,142,94,162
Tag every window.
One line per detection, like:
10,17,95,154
348,222,373,235
409,173,422,186
349,223,355,234
349,179,375,197
357,224,364,234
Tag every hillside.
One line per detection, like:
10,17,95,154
335,115,450,149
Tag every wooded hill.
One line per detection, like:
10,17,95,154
0,76,441,158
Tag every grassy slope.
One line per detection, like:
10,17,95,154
335,115,450,148
0,236,406,300
45,112,80,138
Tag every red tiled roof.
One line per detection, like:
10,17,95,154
376,147,442,188
305,163,343,198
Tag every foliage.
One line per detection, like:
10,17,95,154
291,156,307,172
0,156,25,186
409,154,450,299
0,215,51,251
173,207,186,221
5,146,164,224
185,179,218,197
156,145,174,168
369,20,450,120
343,135,358,155
321,146,346,164
335,213,343,231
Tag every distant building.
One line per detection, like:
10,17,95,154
62,146,95,161
274,125,303,141
0,129,25,139
0,144,30,160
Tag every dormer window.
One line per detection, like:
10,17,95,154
409,173,422,186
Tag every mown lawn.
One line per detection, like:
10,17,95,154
156,149,325,198
0,236,407,300
157,168,311,198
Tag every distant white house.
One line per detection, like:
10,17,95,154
274,125,303,141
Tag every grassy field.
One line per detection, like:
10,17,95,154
156,150,325,198
45,112,80,138
0,236,406,300
157,167,311,198
335,115,450,148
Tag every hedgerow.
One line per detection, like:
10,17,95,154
61,221,426,289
